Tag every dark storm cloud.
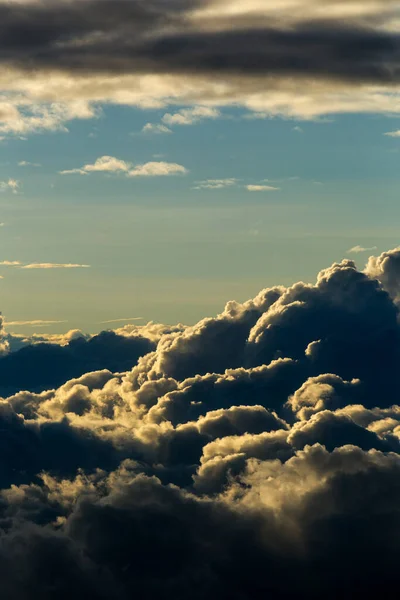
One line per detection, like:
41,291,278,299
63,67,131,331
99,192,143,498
2,247,400,597
0,0,399,85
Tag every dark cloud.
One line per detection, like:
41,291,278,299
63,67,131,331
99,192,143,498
1,248,400,596
0,0,399,85
0,330,154,396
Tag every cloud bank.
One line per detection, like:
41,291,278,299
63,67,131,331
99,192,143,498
1,0,400,137
1,248,400,597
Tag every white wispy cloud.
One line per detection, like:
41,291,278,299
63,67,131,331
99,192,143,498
18,161,42,167
141,123,172,135
162,106,221,126
5,320,68,327
193,178,239,190
100,317,144,324
21,263,90,270
246,184,280,192
384,130,400,137
60,156,187,178
0,179,20,194
347,245,378,254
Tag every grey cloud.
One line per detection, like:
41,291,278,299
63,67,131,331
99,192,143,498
0,1,399,86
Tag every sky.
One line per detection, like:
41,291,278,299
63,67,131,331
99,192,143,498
0,0,400,333
3,3,400,598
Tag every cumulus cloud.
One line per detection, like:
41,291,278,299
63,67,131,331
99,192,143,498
162,106,221,126
0,247,400,596
60,155,187,178
0,178,20,193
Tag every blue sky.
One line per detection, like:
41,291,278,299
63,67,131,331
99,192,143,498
0,0,399,333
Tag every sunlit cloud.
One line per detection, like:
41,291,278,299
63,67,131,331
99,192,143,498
385,130,400,137
21,263,91,269
0,179,20,194
5,320,68,327
348,245,378,254
0,261,21,266
60,156,187,178
246,184,280,192
100,317,144,324
162,106,221,127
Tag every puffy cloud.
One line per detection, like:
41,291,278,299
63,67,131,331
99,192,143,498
60,156,187,178
141,123,172,134
0,178,19,193
162,106,221,126
2,247,400,596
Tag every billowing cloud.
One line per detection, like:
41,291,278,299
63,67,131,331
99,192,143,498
0,248,400,596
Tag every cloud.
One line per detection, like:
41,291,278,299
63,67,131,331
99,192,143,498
246,184,280,192
384,130,400,137
5,320,68,327
60,155,132,175
0,178,20,193
18,160,41,167
0,260,21,266
193,178,239,190
61,156,187,178
0,0,398,138
141,123,172,134
162,106,221,126
127,161,188,177
21,263,91,269
1,247,400,595
101,317,144,324
348,245,378,254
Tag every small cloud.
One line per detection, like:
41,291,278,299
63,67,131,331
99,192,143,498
293,126,303,133
142,123,172,135
347,245,378,254
162,106,221,127
18,161,41,167
0,179,20,194
246,184,280,192
384,130,400,137
127,162,187,177
193,178,239,190
60,155,131,175
5,320,68,327
60,156,187,178
21,263,90,269
100,317,144,324
0,261,21,266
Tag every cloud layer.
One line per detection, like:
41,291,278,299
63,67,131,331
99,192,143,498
0,0,400,136
1,247,400,596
